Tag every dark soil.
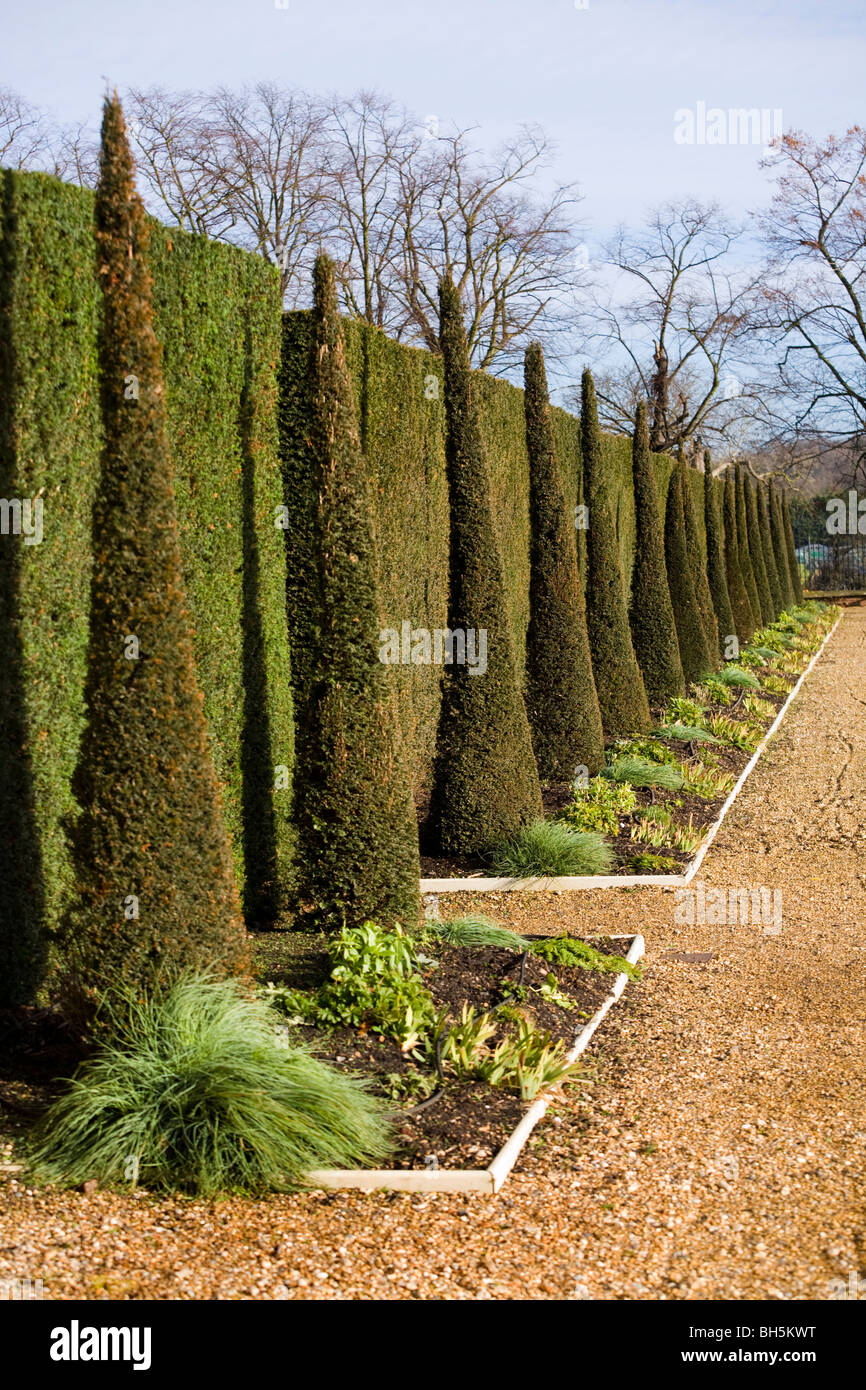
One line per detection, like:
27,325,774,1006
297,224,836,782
264,933,634,1170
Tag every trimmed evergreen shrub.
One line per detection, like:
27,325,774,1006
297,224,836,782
429,278,543,853
581,370,651,733
758,481,785,618
523,342,604,778
745,475,774,624
680,456,719,669
664,465,712,684
703,452,736,657
627,401,684,706
27,974,392,1194
290,255,420,930
783,495,804,603
735,463,763,627
769,482,796,609
723,468,757,642
58,97,249,1024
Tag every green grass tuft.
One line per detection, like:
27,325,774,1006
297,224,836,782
491,820,614,877
426,915,530,952
655,722,721,744
27,974,393,1195
601,757,684,790
713,664,760,688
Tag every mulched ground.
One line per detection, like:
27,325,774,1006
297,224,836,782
3,608,861,1300
268,938,628,1168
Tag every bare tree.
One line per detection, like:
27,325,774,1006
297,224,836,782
0,87,61,172
755,126,866,455
586,199,764,455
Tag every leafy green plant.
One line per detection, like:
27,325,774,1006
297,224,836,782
538,973,579,1010
631,807,704,852
477,1018,586,1101
26,975,393,1195
761,673,793,695
269,921,435,1050
601,757,684,790
627,852,681,873
425,915,529,953
610,735,682,766
381,1070,440,1105
667,696,707,725
713,664,760,689
559,777,636,833
492,820,614,877
681,761,735,799
655,722,721,744
695,677,734,706
742,693,776,722
530,936,640,977
438,1004,498,1075
703,714,760,751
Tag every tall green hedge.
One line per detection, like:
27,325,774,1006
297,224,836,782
724,468,756,643
0,170,293,999
679,456,719,668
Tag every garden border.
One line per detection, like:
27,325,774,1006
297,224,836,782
307,931,645,1194
419,615,841,894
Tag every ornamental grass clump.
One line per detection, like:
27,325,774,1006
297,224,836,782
600,757,684,791
492,820,614,877
27,975,393,1196
713,664,760,689
426,916,530,953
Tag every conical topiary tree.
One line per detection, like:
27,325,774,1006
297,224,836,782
783,495,804,603
581,369,651,733
627,401,684,706
60,95,248,1023
523,343,604,779
739,476,762,630
744,474,774,625
290,255,420,929
769,482,796,610
724,468,756,641
735,463,762,629
430,279,542,854
665,465,712,684
679,455,719,669
758,480,784,618
703,451,736,658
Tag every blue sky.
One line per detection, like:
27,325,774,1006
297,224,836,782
4,0,863,240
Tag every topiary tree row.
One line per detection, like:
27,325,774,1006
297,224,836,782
704,451,736,657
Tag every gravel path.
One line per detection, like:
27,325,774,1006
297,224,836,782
2,610,864,1301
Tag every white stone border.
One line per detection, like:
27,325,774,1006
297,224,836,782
420,615,841,894
307,932,645,1194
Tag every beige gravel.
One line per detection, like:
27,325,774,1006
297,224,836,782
1,608,864,1301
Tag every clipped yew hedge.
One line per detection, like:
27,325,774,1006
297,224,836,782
0,170,293,1002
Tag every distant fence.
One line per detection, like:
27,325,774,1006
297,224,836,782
797,532,866,594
